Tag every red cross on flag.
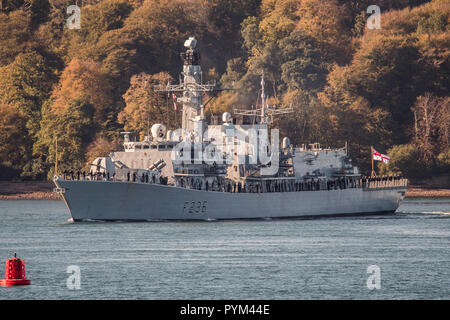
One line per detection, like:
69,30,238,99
372,148,390,163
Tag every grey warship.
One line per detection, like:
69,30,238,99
53,37,408,221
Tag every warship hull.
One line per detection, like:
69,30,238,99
54,178,407,221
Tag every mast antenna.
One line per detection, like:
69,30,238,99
55,136,58,176
233,71,293,125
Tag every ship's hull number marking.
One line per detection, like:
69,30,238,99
183,201,207,214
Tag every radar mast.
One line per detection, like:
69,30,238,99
233,71,293,125
155,37,216,133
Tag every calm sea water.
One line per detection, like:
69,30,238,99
0,198,449,300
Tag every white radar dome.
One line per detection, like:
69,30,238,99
151,124,167,139
222,112,232,123
184,37,197,49
282,137,290,149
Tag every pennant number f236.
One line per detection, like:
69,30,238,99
183,201,207,214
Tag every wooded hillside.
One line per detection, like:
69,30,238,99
0,0,448,182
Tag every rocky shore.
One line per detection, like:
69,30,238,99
0,181,449,200
404,186,450,198
0,181,59,200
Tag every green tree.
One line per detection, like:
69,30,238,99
280,31,330,92
62,0,133,62
437,151,450,173
0,0,28,12
118,72,176,136
199,0,261,74
0,103,31,177
35,96,96,178
295,0,352,65
0,52,55,138
378,144,427,180
29,0,50,29
0,9,30,66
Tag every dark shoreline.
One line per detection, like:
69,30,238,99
0,181,59,200
0,181,449,200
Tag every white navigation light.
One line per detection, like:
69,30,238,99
184,37,197,49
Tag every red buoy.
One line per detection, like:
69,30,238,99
0,253,31,286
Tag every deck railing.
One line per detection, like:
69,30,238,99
59,171,407,193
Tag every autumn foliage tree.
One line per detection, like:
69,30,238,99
49,58,114,131
84,135,121,170
411,94,449,166
0,52,55,138
0,9,30,66
35,97,96,178
31,58,114,177
118,72,176,138
0,0,448,181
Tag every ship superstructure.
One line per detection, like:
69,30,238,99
54,37,408,221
